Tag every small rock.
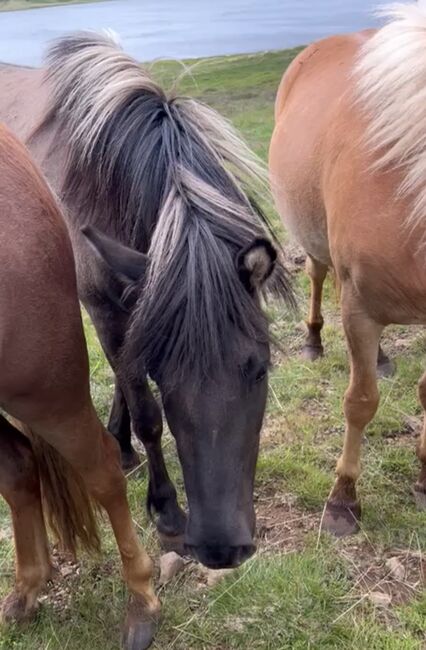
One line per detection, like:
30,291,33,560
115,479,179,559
385,557,405,581
368,591,392,608
61,565,76,578
159,552,185,585
206,568,234,587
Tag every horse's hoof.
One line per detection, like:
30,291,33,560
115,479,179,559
122,448,141,474
376,357,395,379
122,597,160,650
301,344,324,362
321,499,361,537
413,484,426,510
122,619,157,650
1,592,38,624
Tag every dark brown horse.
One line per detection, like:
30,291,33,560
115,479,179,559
269,3,426,536
0,33,294,568
0,123,159,648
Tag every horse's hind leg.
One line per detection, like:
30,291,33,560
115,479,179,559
414,372,426,508
0,415,52,623
302,256,393,377
301,255,328,360
322,288,382,537
36,408,160,649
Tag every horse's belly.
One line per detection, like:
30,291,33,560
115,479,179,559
269,139,331,264
275,190,330,265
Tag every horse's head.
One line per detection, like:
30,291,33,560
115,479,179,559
83,226,284,569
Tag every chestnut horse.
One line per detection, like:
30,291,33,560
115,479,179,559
270,2,426,536
0,123,159,648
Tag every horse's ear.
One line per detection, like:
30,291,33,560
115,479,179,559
81,226,147,311
237,238,277,292
81,225,147,282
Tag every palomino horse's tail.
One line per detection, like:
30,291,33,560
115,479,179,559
18,422,100,556
355,1,426,225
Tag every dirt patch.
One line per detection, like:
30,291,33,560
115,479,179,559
339,539,426,614
39,548,116,619
255,490,425,616
381,325,426,360
255,490,320,552
383,415,421,447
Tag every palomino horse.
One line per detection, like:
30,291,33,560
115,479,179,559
0,123,159,648
0,33,294,567
270,2,426,536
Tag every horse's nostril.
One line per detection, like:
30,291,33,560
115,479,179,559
185,543,256,569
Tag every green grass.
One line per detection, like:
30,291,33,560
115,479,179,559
0,0,103,11
1,48,425,649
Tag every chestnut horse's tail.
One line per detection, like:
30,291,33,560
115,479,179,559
355,1,426,226
20,423,101,557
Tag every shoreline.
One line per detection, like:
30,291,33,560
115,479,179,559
0,0,105,12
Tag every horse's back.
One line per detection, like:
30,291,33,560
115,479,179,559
0,64,63,190
0,65,45,139
269,30,374,265
0,124,88,420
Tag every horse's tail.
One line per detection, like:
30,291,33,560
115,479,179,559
355,1,426,225
19,423,101,557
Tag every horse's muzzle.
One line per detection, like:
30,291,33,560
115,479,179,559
185,542,256,569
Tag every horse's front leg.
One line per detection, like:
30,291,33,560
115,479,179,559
81,298,141,470
121,376,187,552
108,380,140,472
322,286,383,537
81,276,186,547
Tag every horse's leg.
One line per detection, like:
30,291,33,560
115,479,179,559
414,371,426,509
322,290,382,536
108,381,140,472
301,255,328,360
83,302,185,544
122,379,187,552
82,301,141,470
36,408,160,649
0,415,52,623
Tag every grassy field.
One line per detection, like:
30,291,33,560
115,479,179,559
0,0,99,11
1,48,426,649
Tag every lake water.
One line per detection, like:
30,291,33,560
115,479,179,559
0,0,388,66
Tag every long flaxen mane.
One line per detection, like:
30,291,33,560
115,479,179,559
355,1,426,226
38,32,295,385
